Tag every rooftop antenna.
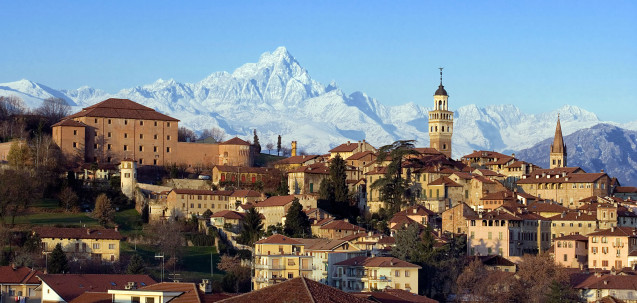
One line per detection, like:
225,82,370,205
439,67,444,85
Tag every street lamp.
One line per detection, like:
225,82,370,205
155,253,165,282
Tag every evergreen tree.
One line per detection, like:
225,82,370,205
238,207,264,246
545,280,580,303
276,135,282,156
127,254,145,274
48,243,69,274
317,177,335,211
370,140,419,213
330,155,348,204
283,198,311,238
253,129,261,154
392,223,421,262
93,193,115,226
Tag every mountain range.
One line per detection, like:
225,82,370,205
2,47,636,185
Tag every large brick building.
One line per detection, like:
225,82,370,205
52,98,253,167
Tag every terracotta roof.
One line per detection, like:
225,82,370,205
518,171,606,184
588,227,637,237
466,210,522,221
347,151,376,161
67,98,178,121
38,274,156,302
554,234,588,241
428,176,462,187
139,282,202,303
219,137,250,146
506,161,534,169
229,190,262,198
34,227,122,240
526,202,568,213
339,231,367,242
466,255,516,267
274,155,320,165
451,172,473,180
617,187,637,194
396,205,436,217
389,215,420,228
255,195,296,207
320,220,364,231
303,239,351,251
255,234,303,245
214,166,272,174
52,119,89,128
69,292,112,303
462,150,510,159
412,147,444,156
365,166,387,175
172,189,216,195
0,266,41,284
574,274,637,290
288,162,329,174
472,175,495,184
480,191,517,201
329,142,363,153
218,276,370,303
335,256,421,268
353,289,438,302
548,211,597,221
211,210,245,220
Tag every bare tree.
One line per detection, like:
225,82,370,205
0,96,27,120
200,127,226,143
58,187,79,212
265,143,274,154
36,97,70,126
178,127,197,142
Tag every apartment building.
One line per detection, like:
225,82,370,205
587,227,637,270
35,227,122,262
553,234,588,269
252,235,314,290
332,256,420,293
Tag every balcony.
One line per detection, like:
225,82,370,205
612,242,625,248
254,264,285,270
364,275,391,282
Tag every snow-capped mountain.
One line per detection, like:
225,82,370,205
1,47,635,162
516,124,637,186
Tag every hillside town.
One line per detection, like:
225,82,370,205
1,73,637,303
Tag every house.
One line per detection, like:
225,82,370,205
615,186,637,201
273,154,320,172
572,272,637,303
526,201,568,218
287,163,329,195
35,227,122,262
210,210,245,232
317,220,366,240
38,274,156,303
553,234,588,269
465,255,517,272
461,150,513,168
548,210,598,239
352,288,438,303
165,189,233,218
219,277,371,303
329,141,376,160
391,205,436,228
479,191,517,211
0,266,41,303
587,227,637,270
211,165,274,185
333,256,421,293
517,168,611,207
442,202,477,235
253,195,317,228
252,235,314,290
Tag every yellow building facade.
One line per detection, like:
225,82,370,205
35,227,122,262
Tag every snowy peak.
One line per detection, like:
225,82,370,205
0,79,77,107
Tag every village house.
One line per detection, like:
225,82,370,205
328,140,376,160
287,162,329,195
165,189,232,218
38,274,156,303
479,190,517,211
316,220,366,240
553,234,588,269
211,165,274,185
573,272,637,302
210,210,245,232
517,169,612,208
252,235,314,290
548,210,598,239
253,195,317,228
587,227,637,270
273,153,320,172
332,256,421,293
0,266,41,303
442,202,477,235
35,227,122,262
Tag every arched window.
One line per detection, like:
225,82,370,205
443,144,447,150
441,126,445,132
439,100,442,108
435,126,438,132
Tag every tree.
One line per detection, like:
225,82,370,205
283,198,311,238
392,223,421,262
48,243,69,274
370,140,420,213
545,280,580,303
178,126,197,142
276,135,281,156
330,155,349,206
252,129,261,154
266,142,274,154
200,127,226,142
147,220,184,261
202,209,213,219
217,255,251,293
36,97,70,130
7,140,30,167
127,254,145,274
58,187,79,212
237,207,264,246
93,193,115,226
0,169,41,226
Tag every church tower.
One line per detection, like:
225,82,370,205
428,68,454,158
550,115,567,168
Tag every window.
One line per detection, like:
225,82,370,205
153,146,157,152
73,130,77,135
471,232,475,239
288,273,293,279
167,122,171,127
93,243,100,249
488,232,492,240
146,298,155,303
140,134,144,139
602,260,609,267
107,144,111,150
139,145,143,152
124,120,128,125
140,121,144,126
124,145,128,151
131,297,140,303
499,232,503,240
395,270,400,277
138,158,143,164
404,270,409,277
564,254,568,262
94,118,98,123
154,121,158,126
108,119,111,124
154,134,158,139
167,147,171,153
167,135,171,140
73,142,77,148
108,132,112,138
109,244,115,250
124,133,128,138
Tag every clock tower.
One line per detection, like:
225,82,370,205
428,68,454,158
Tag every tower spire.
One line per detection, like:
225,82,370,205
439,67,444,85
550,114,567,168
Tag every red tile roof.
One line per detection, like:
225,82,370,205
574,273,637,290
255,234,303,245
554,234,588,241
588,227,637,237
428,176,462,187
347,151,376,161
288,162,329,174
38,274,156,302
462,150,510,159
211,210,245,220
69,292,112,303
548,211,597,221
274,155,320,165
255,195,296,207
335,256,421,268
396,205,435,217
218,277,371,303
229,190,262,198
329,142,363,153
214,166,273,174
52,119,89,128
34,227,122,240
0,266,41,284
139,282,202,303
616,187,637,194
320,220,364,231
353,289,438,302
219,137,250,146
67,98,178,121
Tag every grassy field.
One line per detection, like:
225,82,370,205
12,212,99,226
121,242,222,282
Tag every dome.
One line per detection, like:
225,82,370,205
434,84,448,96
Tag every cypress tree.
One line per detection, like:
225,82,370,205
277,135,281,156
253,129,261,154
283,198,311,238
238,207,264,246
48,243,69,274
127,254,145,274
330,155,348,204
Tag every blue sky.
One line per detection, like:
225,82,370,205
1,1,636,121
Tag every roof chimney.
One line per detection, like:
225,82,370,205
86,228,91,235
347,141,350,146
291,141,297,157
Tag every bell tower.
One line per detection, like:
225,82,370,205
428,68,454,158
550,114,567,168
